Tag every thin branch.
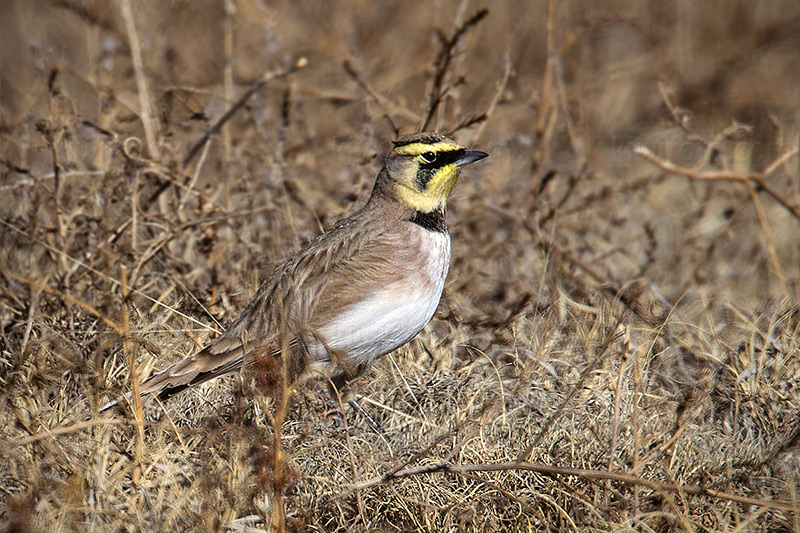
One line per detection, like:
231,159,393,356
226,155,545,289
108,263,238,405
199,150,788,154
764,145,800,177
343,60,420,124
345,461,797,513
634,145,800,220
120,265,146,501
657,82,708,148
746,179,789,293
8,419,123,447
119,0,161,159
0,219,220,333
465,53,511,141
517,314,624,463
183,57,307,168
449,113,487,136
222,0,236,210
2,268,123,334
141,58,307,211
535,0,555,143
421,9,488,131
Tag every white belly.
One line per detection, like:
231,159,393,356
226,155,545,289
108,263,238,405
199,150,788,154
313,230,450,371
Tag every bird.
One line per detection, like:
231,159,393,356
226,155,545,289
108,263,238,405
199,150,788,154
101,132,488,412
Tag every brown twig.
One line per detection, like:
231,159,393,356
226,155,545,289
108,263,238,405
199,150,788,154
464,54,512,141
607,326,630,477
120,265,146,511
657,82,709,149
449,113,487,136
535,0,556,148
223,0,236,210
119,0,161,159
183,58,307,168
346,461,797,513
8,418,124,448
517,314,624,463
521,210,669,329
37,114,67,262
143,58,308,210
635,144,800,296
338,400,498,500
3,268,122,334
0,218,218,333
421,9,488,131
634,145,800,220
343,60,419,124
745,179,788,293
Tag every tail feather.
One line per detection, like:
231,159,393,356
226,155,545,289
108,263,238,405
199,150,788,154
100,345,245,412
100,331,307,412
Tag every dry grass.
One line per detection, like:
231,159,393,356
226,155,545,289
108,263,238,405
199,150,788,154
2,0,800,531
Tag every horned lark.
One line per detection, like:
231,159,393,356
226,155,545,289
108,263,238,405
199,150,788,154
102,132,487,411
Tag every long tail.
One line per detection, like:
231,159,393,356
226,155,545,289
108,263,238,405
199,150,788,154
99,344,245,412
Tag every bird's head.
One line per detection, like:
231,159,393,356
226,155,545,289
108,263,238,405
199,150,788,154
377,132,488,213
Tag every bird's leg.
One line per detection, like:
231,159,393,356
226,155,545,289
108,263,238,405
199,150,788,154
347,397,382,434
318,376,383,434
313,384,345,426
331,373,383,434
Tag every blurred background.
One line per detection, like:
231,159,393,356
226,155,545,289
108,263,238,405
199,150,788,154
2,1,799,531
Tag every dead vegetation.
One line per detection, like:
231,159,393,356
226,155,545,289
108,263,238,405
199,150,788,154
1,0,800,531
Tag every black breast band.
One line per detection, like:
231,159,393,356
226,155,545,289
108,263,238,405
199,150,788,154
409,209,447,233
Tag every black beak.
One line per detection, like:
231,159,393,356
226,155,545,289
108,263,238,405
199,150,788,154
455,149,489,166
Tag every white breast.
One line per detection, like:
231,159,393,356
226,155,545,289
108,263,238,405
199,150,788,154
313,229,451,371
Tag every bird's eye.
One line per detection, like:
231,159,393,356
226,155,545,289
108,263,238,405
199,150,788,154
420,151,437,164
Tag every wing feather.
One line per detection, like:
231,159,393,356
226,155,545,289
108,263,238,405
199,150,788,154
102,208,410,410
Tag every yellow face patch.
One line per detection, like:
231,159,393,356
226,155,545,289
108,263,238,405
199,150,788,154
395,163,462,213
386,135,485,213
